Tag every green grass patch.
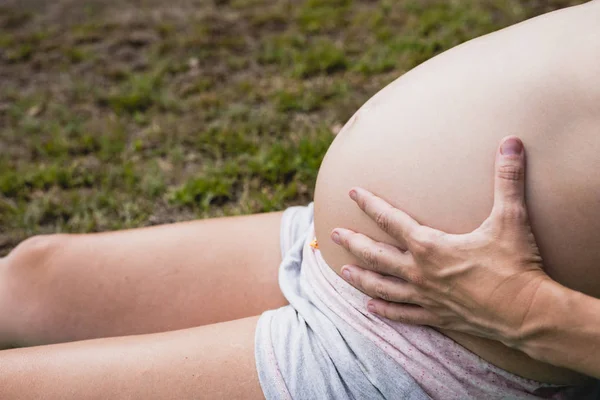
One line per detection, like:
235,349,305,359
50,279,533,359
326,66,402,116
0,0,582,254
259,34,348,78
104,68,166,114
297,0,351,33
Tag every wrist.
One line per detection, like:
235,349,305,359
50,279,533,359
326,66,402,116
512,279,596,371
505,279,578,362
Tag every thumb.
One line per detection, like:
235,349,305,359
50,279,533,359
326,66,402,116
493,136,526,214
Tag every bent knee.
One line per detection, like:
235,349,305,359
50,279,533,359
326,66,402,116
2,234,71,306
6,234,68,273
1,234,71,346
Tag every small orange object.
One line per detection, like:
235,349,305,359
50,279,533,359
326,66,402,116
309,238,319,249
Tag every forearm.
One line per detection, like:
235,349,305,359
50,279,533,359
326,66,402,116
517,280,600,378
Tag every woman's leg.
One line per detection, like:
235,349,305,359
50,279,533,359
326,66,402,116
0,316,263,400
0,212,287,348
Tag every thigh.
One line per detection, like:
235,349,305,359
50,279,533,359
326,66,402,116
6,212,287,344
0,316,264,400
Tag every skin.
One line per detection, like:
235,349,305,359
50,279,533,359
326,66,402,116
0,317,263,399
314,1,600,385
3,3,600,397
332,137,600,380
0,212,287,398
331,136,545,339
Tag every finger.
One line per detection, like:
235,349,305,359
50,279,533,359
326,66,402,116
341,265,422,304
349,187,420,249
491,136,527,218
331,228,414,278
367,300,442,327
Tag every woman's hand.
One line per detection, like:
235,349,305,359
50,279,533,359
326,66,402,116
331,136,553,347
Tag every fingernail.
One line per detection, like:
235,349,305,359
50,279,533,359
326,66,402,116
331,230,341,244
349,189,357,201
367,303,376,313
342,267,352,282
500,137,523,155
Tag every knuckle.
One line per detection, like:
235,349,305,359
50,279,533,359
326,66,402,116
389,262,406,279
343,231,357,249
497,163,524,182
389,309,408,323
499,203,527,223
374,282,391,301
374,210,391,232
357,195,367,210
408,228,437,255
379,306,395,320
353,269,367,288
431,315,448,329
361,247,379,270
405,271,424,286
417,296,435,309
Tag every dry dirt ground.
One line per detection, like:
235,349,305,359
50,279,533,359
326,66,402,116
0,0,585,254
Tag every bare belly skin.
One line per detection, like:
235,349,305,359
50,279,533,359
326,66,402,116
314,2,600,384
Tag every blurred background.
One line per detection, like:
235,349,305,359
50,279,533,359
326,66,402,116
0,0,585,255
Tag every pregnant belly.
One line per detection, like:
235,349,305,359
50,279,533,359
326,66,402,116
313,3,600,385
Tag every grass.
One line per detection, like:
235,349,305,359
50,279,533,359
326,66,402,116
0,0,585,255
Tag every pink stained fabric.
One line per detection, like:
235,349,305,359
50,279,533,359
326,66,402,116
304,226,579,400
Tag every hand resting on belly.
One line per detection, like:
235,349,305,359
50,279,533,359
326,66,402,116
313,1,600,385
